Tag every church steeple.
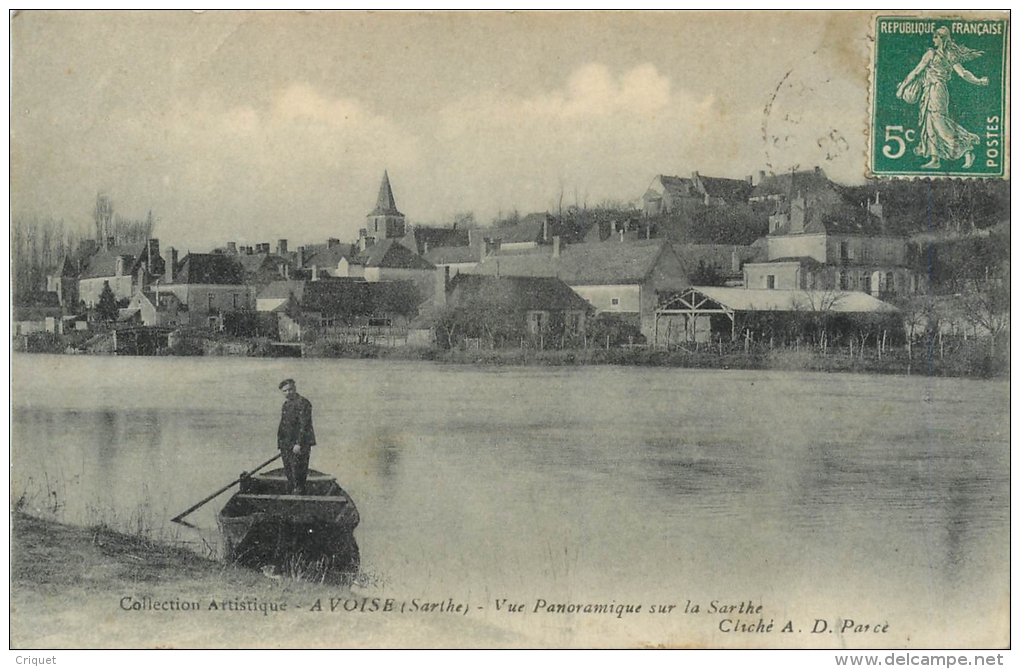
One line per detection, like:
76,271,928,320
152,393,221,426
367,170,406,239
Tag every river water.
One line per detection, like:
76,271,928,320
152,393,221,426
11,354,1009,647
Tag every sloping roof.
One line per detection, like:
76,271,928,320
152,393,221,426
304,244,356,269
234,253,278,274
258,280,311,302
697,175,752,202
139,290,182,309
764,256,828,268
488,219,546,244
448,275,591,312
424,245,482,265
79,244,146,279
369,170,404,217
402,226,470,255
171,253,245,285
691,287,898,313
467,239,671,286
656,175,695,199
673,244,761,277
261,278,422,318
58,256,77,277
359,239,436,270
13,306,63,321
750,168,835,200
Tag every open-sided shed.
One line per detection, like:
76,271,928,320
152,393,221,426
653,286,901,347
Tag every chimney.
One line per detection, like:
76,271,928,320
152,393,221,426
147,238,160,265
758,170,766,184
327,238,339,249
553,236,561,258
296,247,305,270
731,247,741,274
814,166,822,175
434,267,448,306
423,241,429,256
745,174,753,185
226,241,237,255
869,192,885,234
277,239,288,255
619,229,625,243
311,265,319,282
790,192,806,234
543,217,550,243
166,247,177,282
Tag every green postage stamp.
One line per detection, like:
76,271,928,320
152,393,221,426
870,15,1009,178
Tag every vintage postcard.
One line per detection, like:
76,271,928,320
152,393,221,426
10,10,1010,651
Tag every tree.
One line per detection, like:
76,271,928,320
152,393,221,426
452,212,479,230
96,282,119,321
689,260,725,287
958,271,1010,358
94,193,114,247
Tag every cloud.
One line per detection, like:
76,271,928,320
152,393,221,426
12,83,423,248
420,63,724,220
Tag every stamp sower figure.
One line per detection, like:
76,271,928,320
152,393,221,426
896,26,988,170
277,379,316,494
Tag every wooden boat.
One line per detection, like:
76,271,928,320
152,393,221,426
217,468,360,580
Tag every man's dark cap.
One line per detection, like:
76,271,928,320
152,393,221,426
279,379,296,390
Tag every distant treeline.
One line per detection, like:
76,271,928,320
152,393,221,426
13,193,155,303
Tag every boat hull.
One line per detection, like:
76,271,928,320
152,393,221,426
217,468,360,580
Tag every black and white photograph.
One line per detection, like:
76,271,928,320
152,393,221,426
9,10,1010,651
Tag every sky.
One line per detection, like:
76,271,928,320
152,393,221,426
11,10,876,251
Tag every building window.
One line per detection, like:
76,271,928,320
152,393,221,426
374,220,379,233
862,275,871,294
840,241,849,261
368,318,391,327
885,272,895,294
839,271,849,290
565,313,582,335
610,298,619,306
766,275,775,290
208,294,215,310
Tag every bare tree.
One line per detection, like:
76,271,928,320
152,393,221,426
93,193,115,248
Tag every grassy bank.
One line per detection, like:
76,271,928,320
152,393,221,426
301,339,1008,379
33,328,1009,379
10,512,519,648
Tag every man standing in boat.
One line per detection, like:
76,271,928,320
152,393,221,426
277,379,316,494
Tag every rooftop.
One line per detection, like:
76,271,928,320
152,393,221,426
688,286,899,314
448,274,592,312
468,239,673,285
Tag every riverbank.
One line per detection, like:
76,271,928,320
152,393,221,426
15,329,1009,378
10,512,520,648
305,339,1009,379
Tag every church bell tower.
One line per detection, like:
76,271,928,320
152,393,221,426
367,170,406,240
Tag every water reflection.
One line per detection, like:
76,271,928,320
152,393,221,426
10,355,1009,629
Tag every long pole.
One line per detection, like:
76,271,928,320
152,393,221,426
171,452,282,526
